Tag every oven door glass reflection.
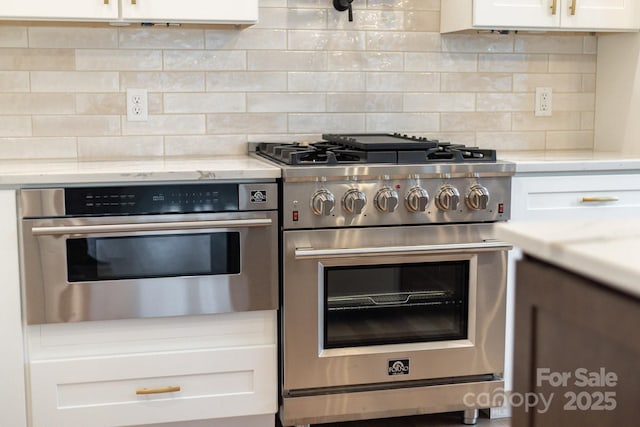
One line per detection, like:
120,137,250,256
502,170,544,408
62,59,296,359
66,232,241,282
324,261,469,348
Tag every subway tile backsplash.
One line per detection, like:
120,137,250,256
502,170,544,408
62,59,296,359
0,2,597,160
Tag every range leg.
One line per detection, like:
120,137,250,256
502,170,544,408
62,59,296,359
463,409,479,425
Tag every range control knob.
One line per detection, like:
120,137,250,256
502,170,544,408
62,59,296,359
343,189,367,214
405,186,430,212
311,189,335,216
374,187,399,213
436,185,460,211
466,184,490,210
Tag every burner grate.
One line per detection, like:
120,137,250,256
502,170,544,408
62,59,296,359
255,136,497,166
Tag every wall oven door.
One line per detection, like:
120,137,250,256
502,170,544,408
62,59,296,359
282,223,510,393
22,210,278,324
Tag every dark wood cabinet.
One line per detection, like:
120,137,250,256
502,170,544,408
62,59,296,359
512,256,640,426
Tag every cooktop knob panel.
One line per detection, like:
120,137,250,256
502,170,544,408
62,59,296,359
311,189,335,216
374,187,399,213
342,189,367,214
436,185,460,211
405,186,430,213
466,184,490,210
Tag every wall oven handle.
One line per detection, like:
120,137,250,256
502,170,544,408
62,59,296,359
295,241,512,259
31,218,272,236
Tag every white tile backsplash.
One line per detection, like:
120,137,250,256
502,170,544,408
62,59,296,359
441,113,511,132
0,137,77,159
512,112,582,131
119,29,204,49
164,50,246,71
76,49,163,71
33,116,121,137
30,71,119,92
121,72,205,92
476,93,533,112
0,48,74,70
206,113,288,134
441,73,512,92
0,72,29,92
0,94,75,114
0,3,599,160
78,136,163,160
0,26,27,47
404,93,475,112
0,117,32,137
164,93,246,113
28,27,117,49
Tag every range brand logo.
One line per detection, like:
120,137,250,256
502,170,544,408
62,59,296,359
388,358,410,376
250,190,267,203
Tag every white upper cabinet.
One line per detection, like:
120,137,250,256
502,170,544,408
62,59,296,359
120,0,258,25
0,0,118,21
0,0,259,25
562,0,639,30
441,0,640,33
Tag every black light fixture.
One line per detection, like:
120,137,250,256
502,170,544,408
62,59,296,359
333,0,354,22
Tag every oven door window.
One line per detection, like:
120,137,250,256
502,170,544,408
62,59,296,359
324,261,469,349
66,232,240,282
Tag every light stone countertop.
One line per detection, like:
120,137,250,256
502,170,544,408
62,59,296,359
0,156,281,186
498,150,640,173
0,150,639,186
496,219,640,299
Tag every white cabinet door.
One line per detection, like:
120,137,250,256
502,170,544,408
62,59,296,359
121,0,258,24
27,311,277,427
0,191,27,427
562,0,640,30
474,0,559,29
0,0,258,24
30,345,276,427
511,173,640,221
443,0,640,32
0,0,118,21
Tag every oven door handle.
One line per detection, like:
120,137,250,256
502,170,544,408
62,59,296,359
294,241,513,259
31,218,273,236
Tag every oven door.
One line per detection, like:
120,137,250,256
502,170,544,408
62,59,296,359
21,211,277,324
282,223,510,393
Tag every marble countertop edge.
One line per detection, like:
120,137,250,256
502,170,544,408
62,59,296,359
498,150,640,173
0,156,282,186
496,219,640,299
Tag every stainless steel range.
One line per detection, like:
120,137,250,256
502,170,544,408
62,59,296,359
254,133,515,427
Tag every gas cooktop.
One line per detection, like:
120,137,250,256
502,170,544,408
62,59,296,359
256,133,496,166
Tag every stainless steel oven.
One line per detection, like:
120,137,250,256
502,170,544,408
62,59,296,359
20,182,278,325
281,224,511,425
253,133,516,426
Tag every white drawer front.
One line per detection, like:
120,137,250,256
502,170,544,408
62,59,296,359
512,174,640,220
29,345,276,427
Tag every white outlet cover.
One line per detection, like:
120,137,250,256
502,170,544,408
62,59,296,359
535,87,552,117
126,88,148,122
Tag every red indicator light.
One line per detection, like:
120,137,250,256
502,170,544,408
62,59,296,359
293,211,299,221
396,184,401,189
498,203,504,214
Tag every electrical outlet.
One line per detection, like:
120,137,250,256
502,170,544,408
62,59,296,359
535,87,552,117
126,88,148,122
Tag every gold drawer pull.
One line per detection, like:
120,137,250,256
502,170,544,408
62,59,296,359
581,196,620,203
136,386,181,395
104,0,109,4
132,0,137,4
550,0,558,15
